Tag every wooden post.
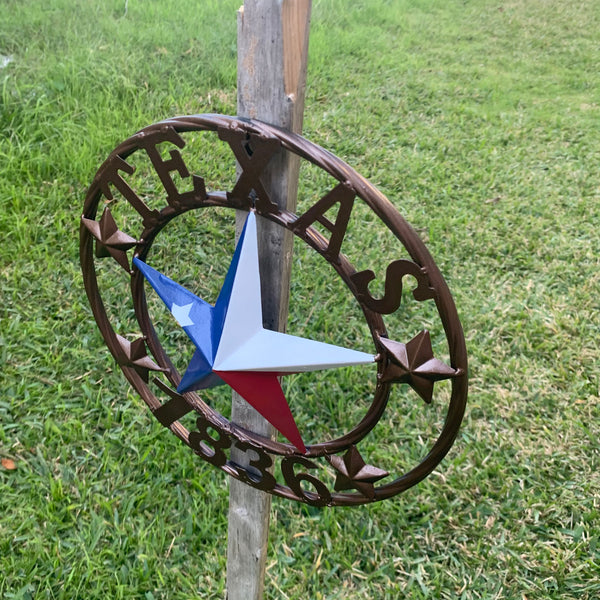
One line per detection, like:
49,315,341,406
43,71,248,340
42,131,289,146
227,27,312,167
226,1,311,599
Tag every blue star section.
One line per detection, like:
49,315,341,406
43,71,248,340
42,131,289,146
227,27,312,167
133,215,251,393
179,348,225,391
134,258,220,390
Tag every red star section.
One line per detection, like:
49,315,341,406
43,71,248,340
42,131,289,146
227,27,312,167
214,370,307,454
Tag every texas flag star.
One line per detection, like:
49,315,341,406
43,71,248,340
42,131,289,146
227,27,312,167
134,211,375,453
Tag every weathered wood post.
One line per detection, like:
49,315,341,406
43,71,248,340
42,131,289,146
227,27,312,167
226,1,311,598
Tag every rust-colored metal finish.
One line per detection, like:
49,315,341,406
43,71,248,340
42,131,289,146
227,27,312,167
80,114,468,506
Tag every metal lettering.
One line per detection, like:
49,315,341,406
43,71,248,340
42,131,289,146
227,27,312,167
138,128,206,207
219,128,280,213
230,441,277,492
292,182,354,261
281,456,332,506
99,155,159,227
351,259,435,314
188,417,230,467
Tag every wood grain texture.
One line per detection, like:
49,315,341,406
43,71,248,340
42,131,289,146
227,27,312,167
227,2,311,599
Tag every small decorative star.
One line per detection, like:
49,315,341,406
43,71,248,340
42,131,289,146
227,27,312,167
134,211,375,453
378,331,460,403
82,207,137,272
328,446,389,499
115,335,167,382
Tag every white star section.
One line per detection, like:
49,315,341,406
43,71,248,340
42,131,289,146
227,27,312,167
171,302,194,327
212,212,375,373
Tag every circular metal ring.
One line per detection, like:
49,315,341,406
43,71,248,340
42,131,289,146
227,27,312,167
80,114,467,505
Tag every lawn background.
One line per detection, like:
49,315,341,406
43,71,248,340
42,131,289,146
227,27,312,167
1,0,599,598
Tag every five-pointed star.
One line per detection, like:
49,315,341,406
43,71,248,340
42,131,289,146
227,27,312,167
378,331,460,403
82,206,137,272
115,334,167,382
134,211,375,453
328,446,389,499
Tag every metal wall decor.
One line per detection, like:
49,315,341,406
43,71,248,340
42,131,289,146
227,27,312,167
80,114,468,506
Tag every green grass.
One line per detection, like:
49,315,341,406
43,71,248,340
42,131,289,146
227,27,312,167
1,0,599,598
